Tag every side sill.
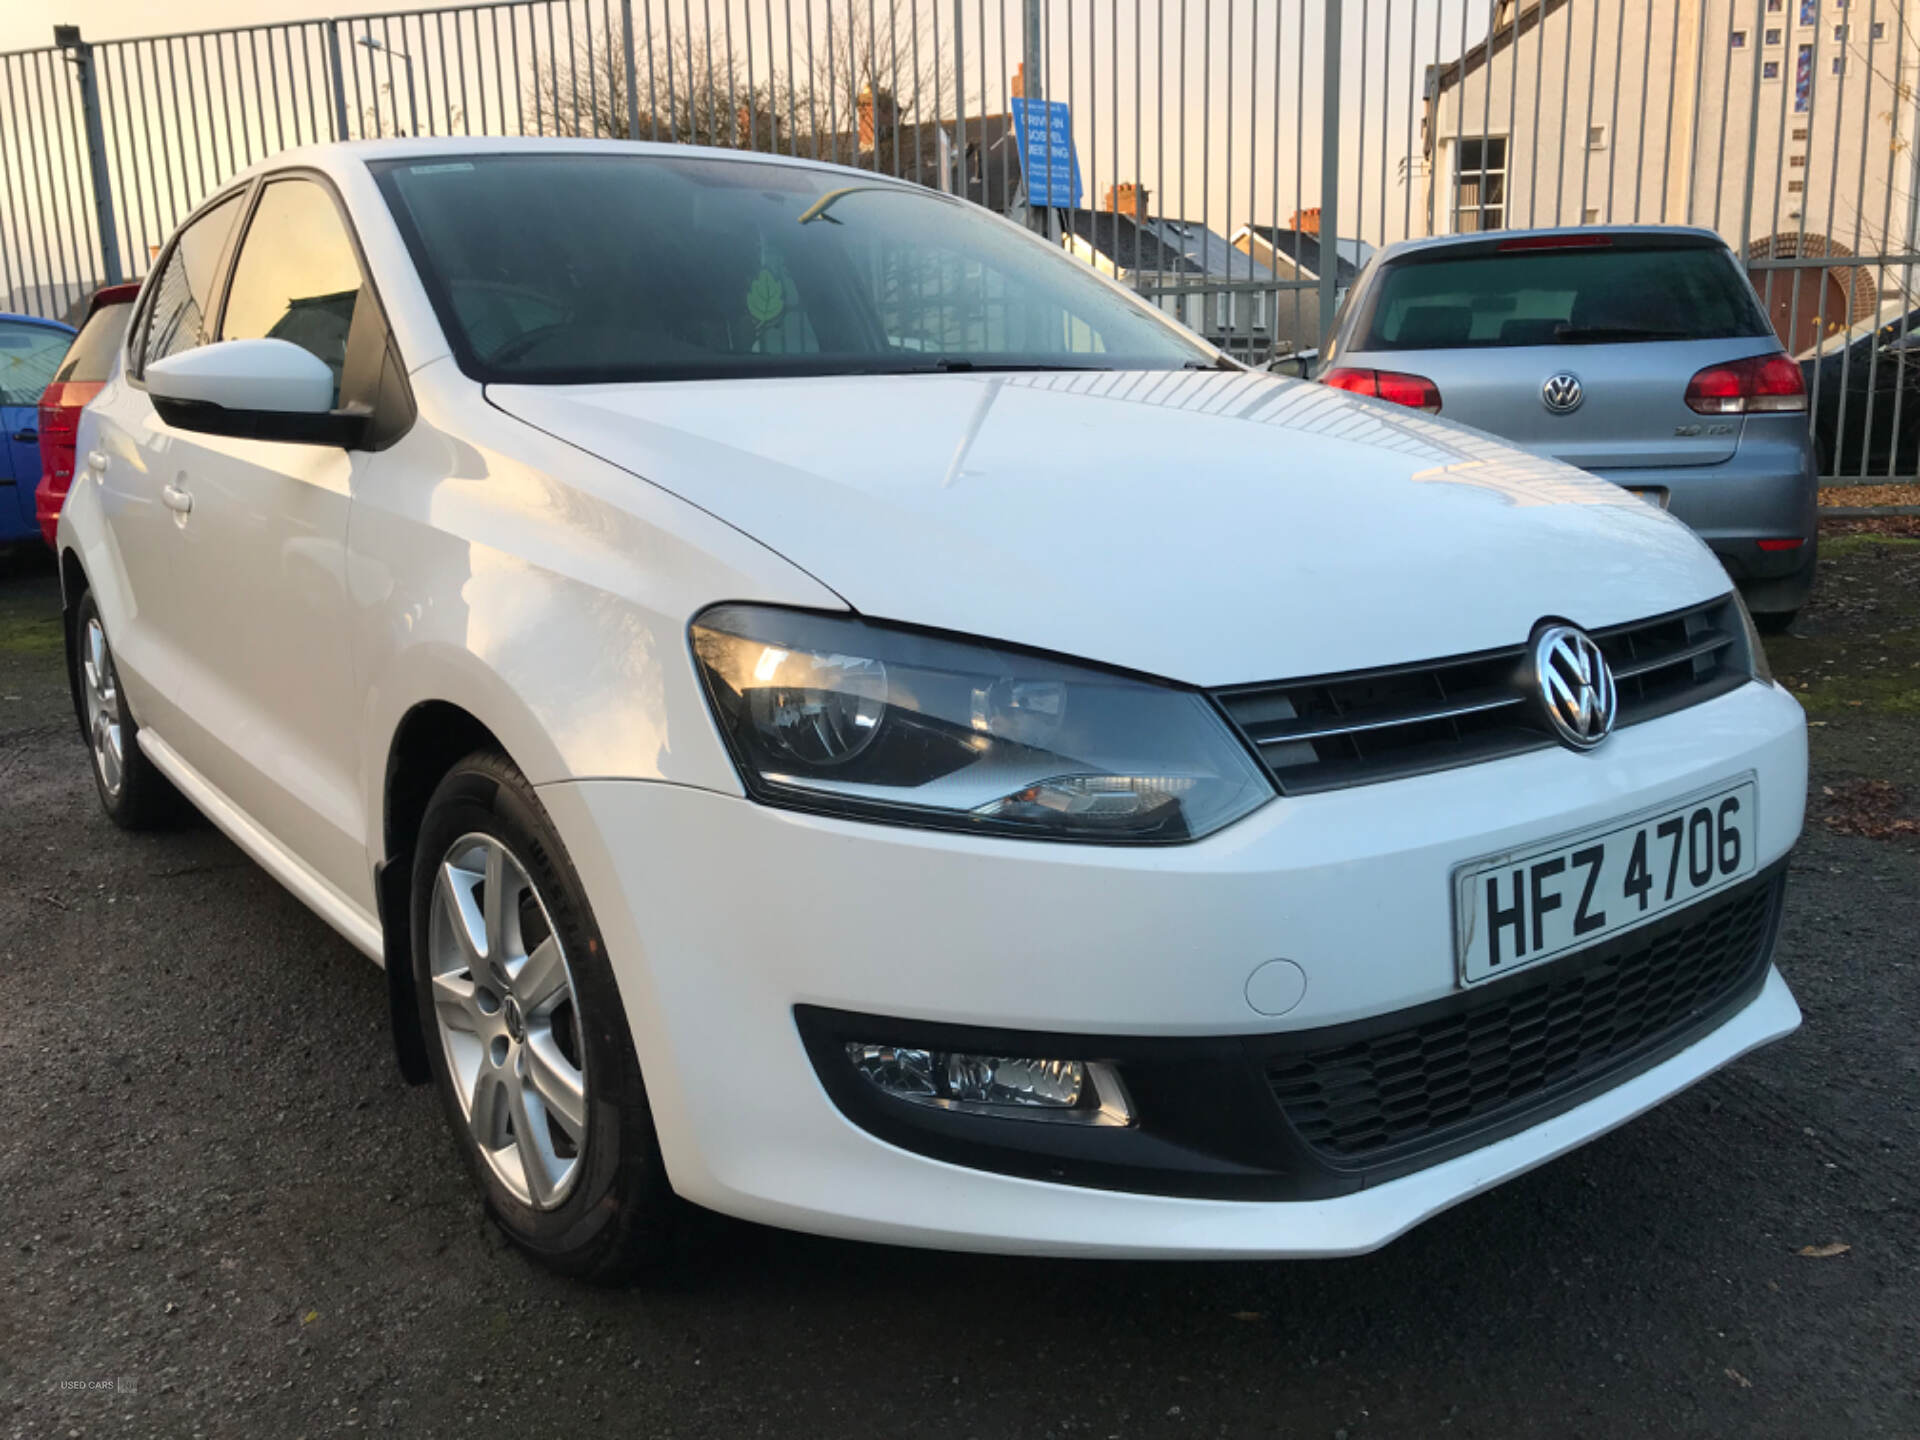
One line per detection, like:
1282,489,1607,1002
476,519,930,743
137,729,385,963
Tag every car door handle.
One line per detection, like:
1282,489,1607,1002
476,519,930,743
161,482,193,515
11,428,36,444
87,450,108,473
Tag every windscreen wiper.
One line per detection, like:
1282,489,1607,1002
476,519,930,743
918,359,1117,373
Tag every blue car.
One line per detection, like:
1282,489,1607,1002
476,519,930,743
0,312,78,543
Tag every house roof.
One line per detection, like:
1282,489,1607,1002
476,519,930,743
1237,225,1361,287
854,113,1026,212
1428,0,1571,94
1147,219,1280,282
1061,210,1204,274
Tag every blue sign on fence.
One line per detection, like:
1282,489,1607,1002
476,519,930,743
1009,97,1082,209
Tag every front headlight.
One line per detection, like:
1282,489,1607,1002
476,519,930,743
1730,590,1774,684
690,605,1274,843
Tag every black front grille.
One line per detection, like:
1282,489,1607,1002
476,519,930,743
1214,597,1753,794
1266,875,1781,1165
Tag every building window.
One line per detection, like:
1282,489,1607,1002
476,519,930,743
1453,136,1508,232
1767,0,1783,10
1765,26,1783,43
1587,124,1609,150
1832,55,1846,74
1789,153,1806,167
1732,28,1750,47
1793,125,1809,139
1799,0,1817,22
1833,24,1848,39
1214,291,1230,330
1796,44,1814,109
1872,20,1887,38
1252,291,1267,328
1764,59,1783,79
1583,207,1600,223
1788,179,1805,193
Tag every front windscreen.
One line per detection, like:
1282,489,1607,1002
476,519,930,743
1354,243,1774,351
373,152,1214,383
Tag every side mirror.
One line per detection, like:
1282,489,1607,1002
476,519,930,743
1267,348,1317,379
147,339,365,446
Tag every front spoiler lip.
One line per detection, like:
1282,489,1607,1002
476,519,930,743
795,861,1790,1205
777,965,1801,1259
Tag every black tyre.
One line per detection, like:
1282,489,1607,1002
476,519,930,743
70,587,186,829
409,750,686,1281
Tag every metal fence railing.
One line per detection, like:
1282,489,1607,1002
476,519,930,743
3,0,1920,483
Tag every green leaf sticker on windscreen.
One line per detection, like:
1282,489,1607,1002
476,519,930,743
746,270,785,326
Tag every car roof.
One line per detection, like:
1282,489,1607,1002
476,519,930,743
231,135,925,192
0,311,76,334
1370,224,1732,265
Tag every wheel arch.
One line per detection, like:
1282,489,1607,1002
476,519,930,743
377,697,511,1085
58,546,91,741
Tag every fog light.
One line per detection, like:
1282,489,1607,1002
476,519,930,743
846,1044,936,1097
946,1054,1084,1107
845,1043,1132,1125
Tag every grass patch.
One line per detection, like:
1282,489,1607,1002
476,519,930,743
1794,669,1920,717
1818,533,1920,562
0,614,63,656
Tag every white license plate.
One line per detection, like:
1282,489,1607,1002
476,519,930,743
1453,779,1757,986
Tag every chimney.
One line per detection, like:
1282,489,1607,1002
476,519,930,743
858,84,895,149
1011,62,1025,98
1103,181,1150,222
1290,206,1322,235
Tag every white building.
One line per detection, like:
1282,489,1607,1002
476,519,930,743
1422,0,1920,348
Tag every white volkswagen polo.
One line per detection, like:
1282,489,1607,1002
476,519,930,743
58,139,1805,1277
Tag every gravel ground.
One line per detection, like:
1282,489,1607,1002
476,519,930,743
1,537,1915,1440
1818,481,1920,509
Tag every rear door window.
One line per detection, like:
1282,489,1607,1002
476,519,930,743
1356,243,1773,350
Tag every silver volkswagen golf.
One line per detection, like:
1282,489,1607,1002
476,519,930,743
1318,227,1817,631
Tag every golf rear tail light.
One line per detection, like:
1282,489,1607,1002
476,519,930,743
1321,366,1443,414
1757,537,1806,551
1684,353,1806,414
845,1044,1133,1125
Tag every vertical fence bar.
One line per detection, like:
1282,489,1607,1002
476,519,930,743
954,0,966,196
0,59,43,312
1318,0,1340,344
1736,0,1768,260
0,64,21,310
326,22,349,139
34,52,85,312
621,0,641,138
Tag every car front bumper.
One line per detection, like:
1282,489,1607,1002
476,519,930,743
537,679,1806,1257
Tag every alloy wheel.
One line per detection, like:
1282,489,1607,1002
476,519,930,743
81,614,125,799
427,833,589,1209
